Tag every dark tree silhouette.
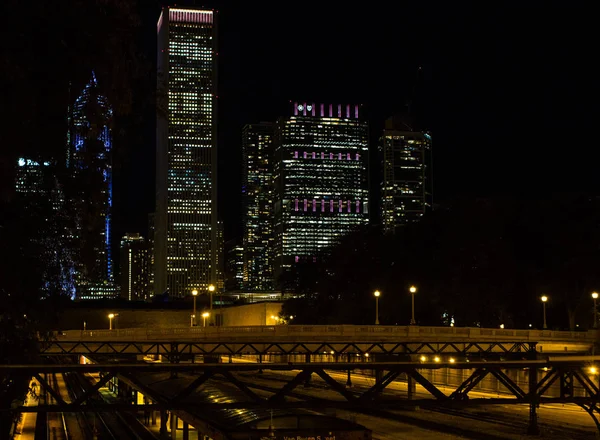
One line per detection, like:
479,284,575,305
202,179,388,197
284,196,600,330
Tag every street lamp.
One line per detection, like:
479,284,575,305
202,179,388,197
374,290,381,325
409,286,417,325
208,285,216,322
191,289,198,327
592,292,599,329
108,313,115,331
202,312,210,328
541,295,548,329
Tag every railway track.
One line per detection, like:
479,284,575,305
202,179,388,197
32,360,157,440
64,370,157,440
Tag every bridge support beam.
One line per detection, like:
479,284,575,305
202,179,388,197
170,343,180,378
304,354,311,388
346,353,352,388
407,374,416,400
170,413,178,439
183,420,189,440
160,409,168,439
527,367,539,435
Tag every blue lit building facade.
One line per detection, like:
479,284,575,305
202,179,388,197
380,116,433,231
155,7,219,298
15,158,75,297
68,72,116,299
273,103,370,284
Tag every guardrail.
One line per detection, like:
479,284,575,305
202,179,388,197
53,325,600,342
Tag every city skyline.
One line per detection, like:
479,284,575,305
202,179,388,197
3,2,595,299
3,4,600,436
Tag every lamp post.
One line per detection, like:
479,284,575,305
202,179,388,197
409,286,417,325
192,289,198,327
108,313,115,331
593,292,599,329
541,295,548,330
202,312,210,328
374,290,381,325
208,284,215,324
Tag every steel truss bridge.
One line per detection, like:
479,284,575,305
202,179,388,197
4,359,600,435
41,339,540,361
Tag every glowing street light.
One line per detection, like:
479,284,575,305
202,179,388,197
541,295,548,330
590,366,598,375
420,355,427,362
191,289,198,327
409,286,417,325
374,290,381,325
202,312,210,328
208,284,215,323
108,313,115,330
593,292,599,329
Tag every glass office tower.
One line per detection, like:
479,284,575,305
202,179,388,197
242,123,275,291
380,116,432,231
273,102,370,284
155,7,218,298
68,73,115,299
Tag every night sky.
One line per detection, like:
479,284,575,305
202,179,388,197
112,2,594,254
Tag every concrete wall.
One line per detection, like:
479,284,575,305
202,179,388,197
60,302,284,330
220,302,283,327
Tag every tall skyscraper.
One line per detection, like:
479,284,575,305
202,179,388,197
242,123,274,291
155,7,218,298
273,102,370,284
120,233,148,301
380,115,432,231
68,73,115,299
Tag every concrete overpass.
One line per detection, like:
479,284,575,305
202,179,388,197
55,324,598,344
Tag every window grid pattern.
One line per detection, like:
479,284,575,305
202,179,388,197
69,73,115,299
380,131,432,231
157,8,217,298
242,123,275,291
273,109,370,280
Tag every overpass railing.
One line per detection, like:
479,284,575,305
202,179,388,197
54,325,599,342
